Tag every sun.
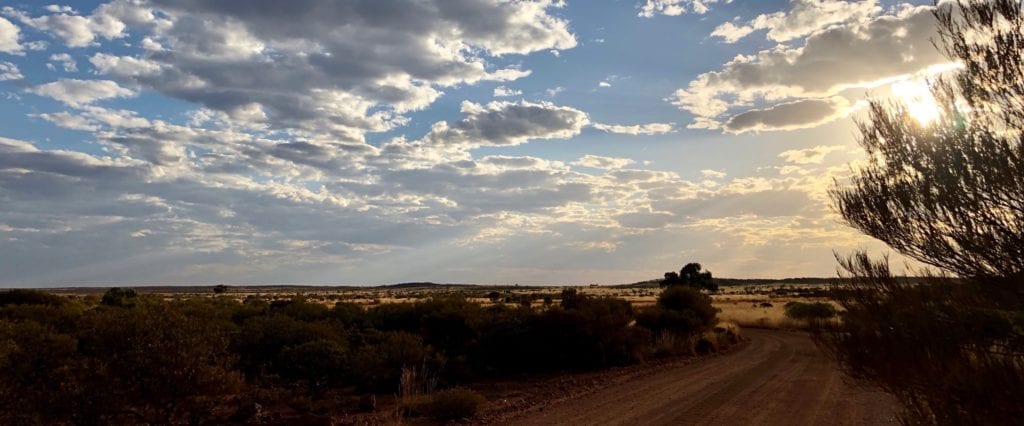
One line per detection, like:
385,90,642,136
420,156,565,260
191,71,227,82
890,79,941,125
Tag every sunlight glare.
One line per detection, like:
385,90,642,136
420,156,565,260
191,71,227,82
890,79,940,125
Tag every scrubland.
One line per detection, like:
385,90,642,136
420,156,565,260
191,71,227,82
0,284,746,424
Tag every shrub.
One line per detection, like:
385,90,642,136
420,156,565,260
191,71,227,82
783,302,837,320
277,339,350,391
0,289,66,307
637,286,717,336
100,287,137,307
403,388,486,421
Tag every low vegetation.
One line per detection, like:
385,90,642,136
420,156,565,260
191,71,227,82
0,280,732,424
782,301,836,321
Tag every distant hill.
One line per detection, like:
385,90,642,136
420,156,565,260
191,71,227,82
612,277,849,289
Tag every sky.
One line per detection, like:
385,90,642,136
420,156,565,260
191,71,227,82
0,0,950,286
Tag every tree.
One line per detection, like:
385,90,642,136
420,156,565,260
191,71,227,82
661,262,717,292
821,1,1024,422
100,287,137,307
212,284,229,294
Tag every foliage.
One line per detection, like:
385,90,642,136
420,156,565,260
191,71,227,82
0,284,726,423
637,286,718,338
402,388,486,421
661,262,718,292
782,301,837,320
100,287,138,307
820,255,1024,424
0,289,66,307
822,1,1024,423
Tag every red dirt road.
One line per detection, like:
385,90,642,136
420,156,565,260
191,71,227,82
509,329,898,425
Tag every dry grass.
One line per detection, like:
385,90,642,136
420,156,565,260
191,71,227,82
712,297,841,330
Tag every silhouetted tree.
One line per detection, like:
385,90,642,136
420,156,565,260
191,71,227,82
661,263,717,292
486,291,501,303
100,287,137,307
821,1,1024,422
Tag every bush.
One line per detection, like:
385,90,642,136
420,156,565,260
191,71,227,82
277,339,350,391
0,289,66,307
637,286,717,337
100,287,137,307
403,388,486,421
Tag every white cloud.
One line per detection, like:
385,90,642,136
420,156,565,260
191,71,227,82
89,53,161,77
493,86,523,97
701,169,727,179
0,16,21,53
61,0,576,141
48,53,77,72
24,40,48,51
711,0,881,43
598,81,611,88
18,13,112,48
0,61,22,81
593,122,674,135
36,111,99,131
710,22,756,43
573,155,635,170
45,5,77,14
778,145,845,164
28,79,135,107
12,1,154,48
639,0,731,17
674,4,947,131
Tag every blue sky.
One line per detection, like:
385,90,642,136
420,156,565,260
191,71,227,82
0,0,947,286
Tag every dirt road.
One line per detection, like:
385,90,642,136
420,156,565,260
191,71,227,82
510,329,898,425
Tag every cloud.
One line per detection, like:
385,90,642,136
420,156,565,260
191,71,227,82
0,61,22,81
29,79,135,107
45,5,76,13
0,16,21,53
573,155,635,170
701,169,726,179
89,53,162,77
48,53,78,72
422,100,588,148
598,81,611,88
710,22,756,43
674,4,947,130
711,0,881,43
0,1,917,285
614,210,675,229
11,3,140,48
493,86,523,97
72,0,576,140
777,145,845,165
638,0,731,17
722,97,852,133
593,122,674,135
